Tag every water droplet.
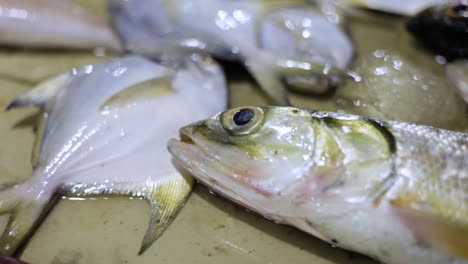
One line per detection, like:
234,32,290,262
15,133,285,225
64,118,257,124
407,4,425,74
373,50,386,58
435,55,447,65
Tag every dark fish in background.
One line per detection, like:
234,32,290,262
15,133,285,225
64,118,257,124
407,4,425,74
407,3,468,60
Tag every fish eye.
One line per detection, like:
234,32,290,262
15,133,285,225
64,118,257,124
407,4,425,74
233,108,255,126
445,4,468,18
221,107,264,135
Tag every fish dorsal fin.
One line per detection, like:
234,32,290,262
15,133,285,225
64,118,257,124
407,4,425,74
6,73,71,110
391,199,468,259
100,76,174,110
8,73,72,167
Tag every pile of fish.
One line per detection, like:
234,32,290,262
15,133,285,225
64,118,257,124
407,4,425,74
109,0,355,105
0,0,466,263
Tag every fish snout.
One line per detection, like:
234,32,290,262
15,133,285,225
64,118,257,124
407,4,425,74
179,125,196,144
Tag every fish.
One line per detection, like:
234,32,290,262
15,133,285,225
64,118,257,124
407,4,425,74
406,2,468,60
109,0,354,105
335,50,468,131
0,0,121,51
168,106,468,264
1,54,227,256
338,0,446,16
446,60,468,104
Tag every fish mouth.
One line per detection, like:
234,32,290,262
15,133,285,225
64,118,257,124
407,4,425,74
168,126,248,203
168,126,275,218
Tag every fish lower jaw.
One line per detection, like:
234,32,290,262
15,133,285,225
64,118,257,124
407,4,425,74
168,138,280,220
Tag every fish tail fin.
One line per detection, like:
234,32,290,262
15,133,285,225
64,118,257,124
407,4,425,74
138,173,193,255
5,73,71,111
245,56,291,106
0,198,57,256
0,187,20,216
0,177,57,256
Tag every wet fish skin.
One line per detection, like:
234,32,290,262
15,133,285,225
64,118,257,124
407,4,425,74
0,0,121,50
168,106,468,264
0,54,227,256
109,0,354,105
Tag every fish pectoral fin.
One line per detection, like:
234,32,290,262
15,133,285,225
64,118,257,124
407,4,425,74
100,75,175,109
5,73,71,111
139,174,193,255
0,196,58,256
245,57,291,106
391,201,468,259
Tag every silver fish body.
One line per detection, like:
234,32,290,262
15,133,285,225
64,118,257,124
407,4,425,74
169,106,468,264
0,0,121,50
109,0,354,104
1,54,227,256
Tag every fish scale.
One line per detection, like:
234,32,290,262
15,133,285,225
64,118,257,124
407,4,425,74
387,121,468,226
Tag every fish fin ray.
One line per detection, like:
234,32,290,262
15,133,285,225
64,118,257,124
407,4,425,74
5,73,71,111
99,76,174,109
391,201,468,258
138,174,193,254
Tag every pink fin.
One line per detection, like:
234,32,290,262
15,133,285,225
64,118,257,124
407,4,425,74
392,203,468,259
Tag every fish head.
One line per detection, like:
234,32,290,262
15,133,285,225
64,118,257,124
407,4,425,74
169,106,319,219
169,106,396,220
